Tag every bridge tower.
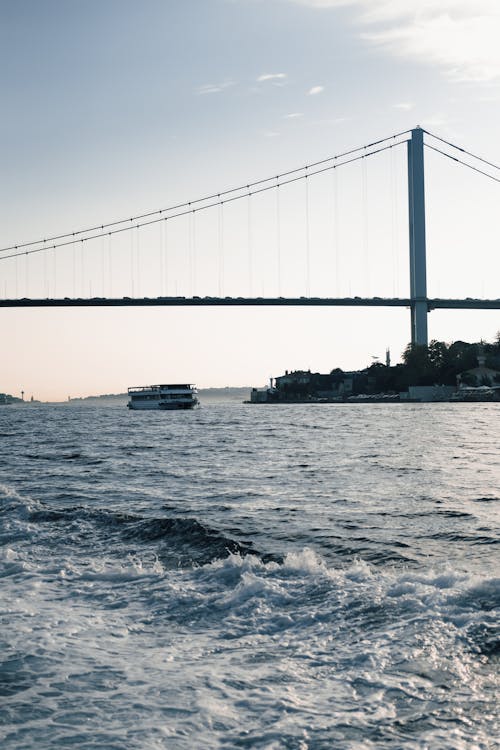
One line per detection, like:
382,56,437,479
407,127,428,346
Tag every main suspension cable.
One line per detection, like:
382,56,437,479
0,130,411,255
424,143,500,184
423,129,500,172
0,139,409,263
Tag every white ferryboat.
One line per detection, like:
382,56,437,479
127,384,199,410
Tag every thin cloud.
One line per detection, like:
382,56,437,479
287,0,352,6
393,102,415,110
308,85,325,95
283,112,304,118
257,73,288,82
420,113,453,129
287,0,500,82
196,81,235,95
311,116,349,126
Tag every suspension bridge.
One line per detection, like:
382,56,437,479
1,127,499,347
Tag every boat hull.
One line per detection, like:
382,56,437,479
127,383,198,411
127,400,198,410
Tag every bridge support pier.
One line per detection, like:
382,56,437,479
407,127,429,347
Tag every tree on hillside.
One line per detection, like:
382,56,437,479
401,343,435,385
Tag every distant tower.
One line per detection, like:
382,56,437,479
21,390,24,401
385,348,391,367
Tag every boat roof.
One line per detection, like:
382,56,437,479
128,384,195,391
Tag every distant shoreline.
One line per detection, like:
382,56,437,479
64,387,254,405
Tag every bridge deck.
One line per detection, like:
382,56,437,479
1,297,499,309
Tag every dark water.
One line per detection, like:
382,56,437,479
1,403,499,749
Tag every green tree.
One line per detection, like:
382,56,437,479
401,343,435,384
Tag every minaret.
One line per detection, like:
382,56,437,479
385,348,391,367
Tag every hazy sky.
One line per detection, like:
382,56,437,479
1,0,499,400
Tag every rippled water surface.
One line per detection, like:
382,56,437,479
1,402,499,749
